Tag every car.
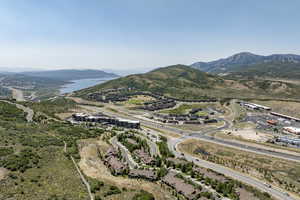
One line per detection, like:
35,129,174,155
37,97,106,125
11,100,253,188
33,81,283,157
264,183,271,188
284,192,290,196
195,159,199,161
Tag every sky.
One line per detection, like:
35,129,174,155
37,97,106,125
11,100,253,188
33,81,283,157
0,0,300,74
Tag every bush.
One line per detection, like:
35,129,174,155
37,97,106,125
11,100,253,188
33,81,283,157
132,190,155,200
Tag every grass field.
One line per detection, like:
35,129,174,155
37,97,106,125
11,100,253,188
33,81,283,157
178,139,300,196
161,103,221,115
125,95,155,106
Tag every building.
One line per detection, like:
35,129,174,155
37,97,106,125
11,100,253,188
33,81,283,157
133,149,155,165
283,127,300,135
104,147,128,175
267,120,277,126
162,171,201,200
270,112,300,122
72,113,140,129
129,169,157,181
116,118,140,129
240,102,271,111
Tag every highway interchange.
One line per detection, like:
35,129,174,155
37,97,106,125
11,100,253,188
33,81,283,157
80,104,300,200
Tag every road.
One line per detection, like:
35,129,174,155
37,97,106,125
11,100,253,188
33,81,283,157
83,105,300,199
83,105,300,163
168,137,296,200
138,132,159,156
110,136,138,169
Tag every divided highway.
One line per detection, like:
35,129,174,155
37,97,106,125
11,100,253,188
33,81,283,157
80,105,300,200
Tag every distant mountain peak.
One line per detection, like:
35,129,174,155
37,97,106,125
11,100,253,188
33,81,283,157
191,52,300,73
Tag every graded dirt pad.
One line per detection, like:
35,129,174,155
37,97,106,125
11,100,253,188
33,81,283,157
0,167,8,180
78,139,175,200
226,128,270,142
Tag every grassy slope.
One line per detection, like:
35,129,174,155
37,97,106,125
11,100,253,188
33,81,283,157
0,100,125,200
75,65,300,100
225,61,300,79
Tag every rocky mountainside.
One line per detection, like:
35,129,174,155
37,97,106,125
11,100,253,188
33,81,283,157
191,52,300,74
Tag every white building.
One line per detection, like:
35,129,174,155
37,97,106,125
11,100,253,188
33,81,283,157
283,127,300,135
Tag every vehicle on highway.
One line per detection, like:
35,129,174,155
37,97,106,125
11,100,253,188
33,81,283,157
264,183,272,188
284,192,290,196
195,158,199,161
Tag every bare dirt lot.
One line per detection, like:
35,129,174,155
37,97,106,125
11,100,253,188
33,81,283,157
78,139,175,200
223,128,271,142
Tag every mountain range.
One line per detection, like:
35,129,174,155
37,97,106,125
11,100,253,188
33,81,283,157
191,52,300,78
75,64,300,100
21,69,118,81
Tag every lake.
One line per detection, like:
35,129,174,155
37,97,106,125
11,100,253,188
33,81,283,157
60,77,115,94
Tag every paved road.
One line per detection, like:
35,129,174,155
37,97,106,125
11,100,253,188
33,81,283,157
138,131,159,156
168,137,296,200
87,105,300,163
110,136,138,169
83,105,300,199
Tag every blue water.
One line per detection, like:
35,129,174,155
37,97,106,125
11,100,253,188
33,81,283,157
60,77,114,94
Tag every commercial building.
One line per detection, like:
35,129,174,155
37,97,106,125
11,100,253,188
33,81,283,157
283,126,300,135
72,113,140,129
270,112,300,122
241,102,271,111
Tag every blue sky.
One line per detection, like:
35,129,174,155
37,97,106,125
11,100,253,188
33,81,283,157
0,0,300,73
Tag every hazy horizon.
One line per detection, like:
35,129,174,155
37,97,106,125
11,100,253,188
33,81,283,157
1,0,300,72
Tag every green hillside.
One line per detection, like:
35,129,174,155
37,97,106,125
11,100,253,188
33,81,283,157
75,65,300,100
225,61,300,79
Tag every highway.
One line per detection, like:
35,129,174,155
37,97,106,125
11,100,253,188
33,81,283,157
88,105,300,163
168,137,295,200
80,105,300,200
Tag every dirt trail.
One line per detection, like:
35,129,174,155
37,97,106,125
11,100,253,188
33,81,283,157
78,140,174,200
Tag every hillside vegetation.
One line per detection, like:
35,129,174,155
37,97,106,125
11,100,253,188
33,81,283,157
191,52,300,75
75,65,300,100
225,61,300,79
